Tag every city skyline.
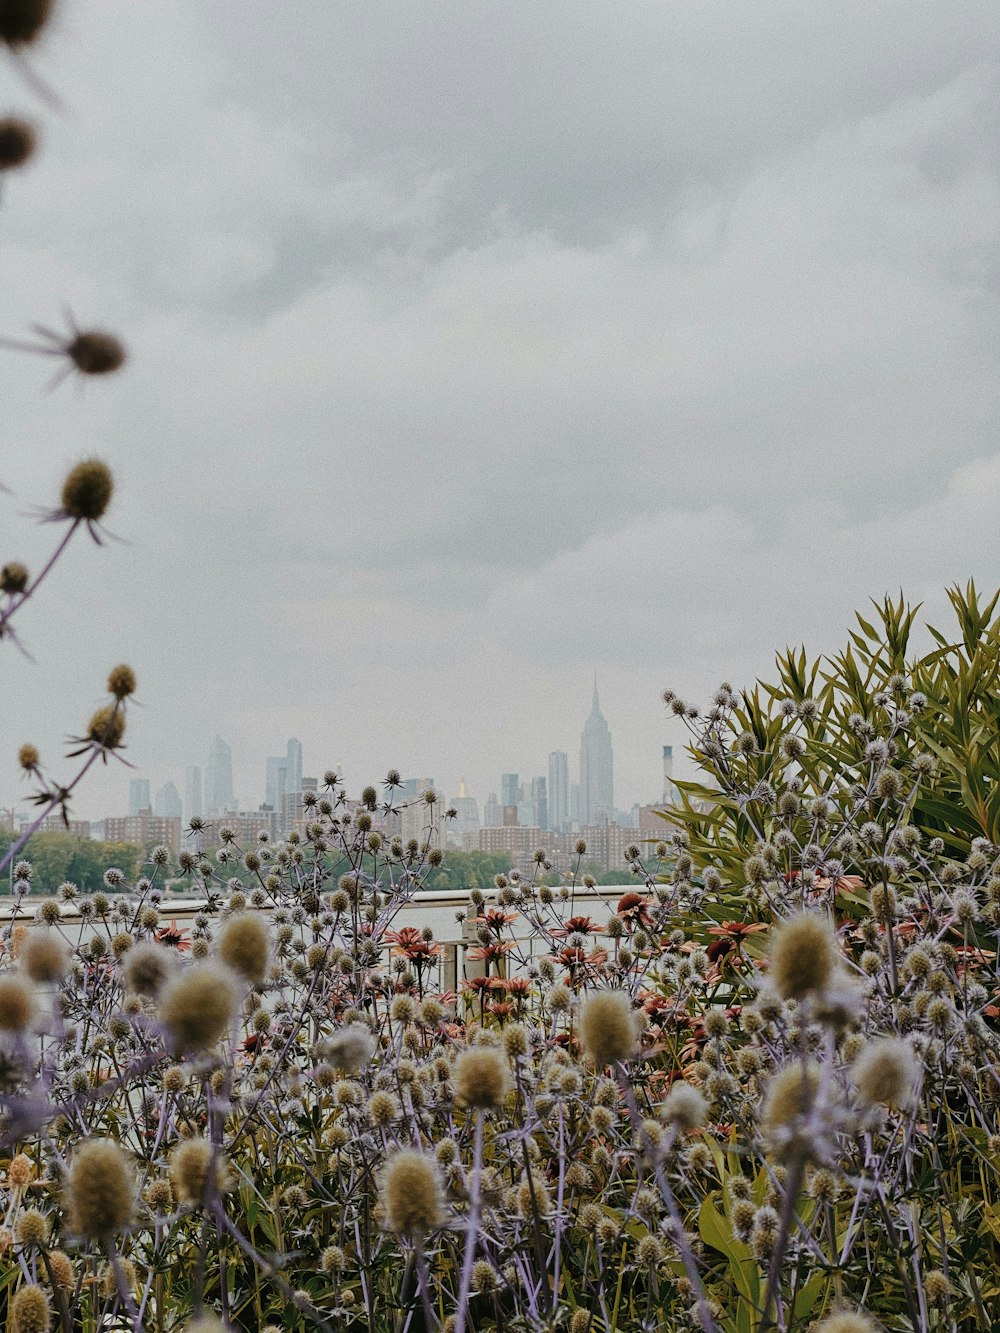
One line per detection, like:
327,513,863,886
63,686,659,827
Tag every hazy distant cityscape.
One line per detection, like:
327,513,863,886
2,685,680,875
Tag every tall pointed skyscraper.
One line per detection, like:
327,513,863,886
205,736,235,815
579,678,613,825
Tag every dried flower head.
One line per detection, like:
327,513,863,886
769,913,839,1000
14,1207,48,1247
7,1154,33,1188
814,1313,879,1333
10,1284,50,1333
46,1250,73,1289
169,1139,233,1207
379,1150,444,1237
123,941,176,997
0,975,35,1030
660,1081,708,1131
16,741,38,770
86,704,125,750
159,962,239,1052
61,459,114,521
218,912,269,984
0,118,35,173
0,0,53,48
316,1022,375,1074
851,1038,919,1109
19,930,67,983
761,1062,820,1161
106,663,137,699
453,1046,511,1109
579,991,639,1067
64,1139,137,1237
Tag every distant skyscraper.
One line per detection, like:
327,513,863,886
265,756,288,811
548,751,569,832
580,681,614,825
501,773,519,808
483,793,501,828
531,776,548,832
154,781,182,818
286,738,303,798
185,766,202,821
129,778,150,815
452,778,480,847
205,736,235,815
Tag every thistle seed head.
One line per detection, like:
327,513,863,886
106,664,137,699
19,930,67,983
10,1284,50,1333
64,1139,137,1238
158,962,239,1052
0,0,53,48
379,1150,444,1237
67,331,126,376
769,913,839,1000
851,1038,919,1109
579,991,639,1067
0,975,35,1031
217,912,269,984
453,1046,510,1109
2,563,29,594
0,118,35,170
86,704,125,750
61,459,113,521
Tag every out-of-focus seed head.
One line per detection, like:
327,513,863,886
158,962,239,1052
0,0,53,48
814,1314,879,1333
122,940,176,997
760,1062,821,1161
67,331,126,376
217,912,269,984
0,975,35,1031
169,1139,233,1207
579,991,639,1067
46,1250,73,1289
64,1139,137,1238
61,459,113,521
10,1284,50,1333
106,664,137,699
379,1150,444,1237
851,1038,920,1109
86,704,125,750
2,563,30,594
19,930,68,983
453,1046,511,1109
660,1081,708,1131
769,913,839,1000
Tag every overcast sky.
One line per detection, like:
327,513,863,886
2,0,999,822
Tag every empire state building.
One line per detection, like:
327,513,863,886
580,681,614,825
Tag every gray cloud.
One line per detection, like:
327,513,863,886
1,0,998,821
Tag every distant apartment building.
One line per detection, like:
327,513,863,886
217,808,280,843
577,821,634,875
105,812,182,858
22,815,91,838
476,824,547,876
281,777,319,834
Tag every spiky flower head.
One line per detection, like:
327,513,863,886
379,1150,444,1237
158,962,239,1052
46,1251,73,1290
19,930,67,983
0,975,35,1031
106,664,137,699
64,1139,137,1238
760,1062,820,1162
2,562,29,594
769,913,839,1000
316,1022,375,1074
86,705,125,750
217,912,269,984
14,1207,48,1247
851,1038,919,1109
579,991,639,1067
169,1139,234,1207
10,1284,50,1333
61,459,113,521
0,0,53,48
814,1313,879,1333
660,1081,708,1131
453,1046,511,1109
66,331,126,376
